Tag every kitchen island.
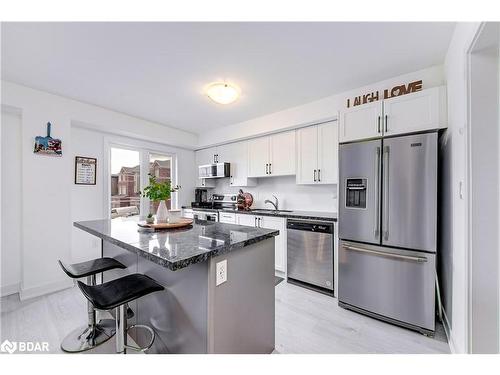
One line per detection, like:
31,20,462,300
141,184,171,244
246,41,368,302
74,218,279,354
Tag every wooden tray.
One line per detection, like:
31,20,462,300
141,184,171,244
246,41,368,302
138,218,194,230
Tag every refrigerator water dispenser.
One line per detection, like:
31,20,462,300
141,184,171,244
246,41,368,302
345,178,367,209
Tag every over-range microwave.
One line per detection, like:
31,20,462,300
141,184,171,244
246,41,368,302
198,162,230,179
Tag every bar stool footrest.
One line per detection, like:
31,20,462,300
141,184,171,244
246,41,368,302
123,324,155,353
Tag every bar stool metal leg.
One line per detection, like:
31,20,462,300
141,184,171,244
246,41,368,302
60,274,115,353
116,304,127,354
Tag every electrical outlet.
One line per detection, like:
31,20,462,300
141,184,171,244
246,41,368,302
216,260,227,286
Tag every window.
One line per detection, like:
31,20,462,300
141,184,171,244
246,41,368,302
148,153,173,214
108,144,177,220
110,147,140,219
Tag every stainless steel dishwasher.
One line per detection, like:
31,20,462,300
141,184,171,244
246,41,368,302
287,219,334,293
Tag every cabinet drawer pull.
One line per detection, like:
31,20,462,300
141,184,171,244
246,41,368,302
269,163,272,174
313,169,317,182
265,163,269,174
318,169,321,182
377,116,381,133
385,115,388,133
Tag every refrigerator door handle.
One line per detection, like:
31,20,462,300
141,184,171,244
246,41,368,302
343,244,428,263
374,146,381,238
383,146,390,241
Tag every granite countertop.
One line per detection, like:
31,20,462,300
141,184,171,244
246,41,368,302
182,206,337,222
74,218,279,271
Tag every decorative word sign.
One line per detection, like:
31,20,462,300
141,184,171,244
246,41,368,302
75,156,97,185
346,80,423,108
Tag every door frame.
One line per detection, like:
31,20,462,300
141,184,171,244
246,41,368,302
465,21,500,353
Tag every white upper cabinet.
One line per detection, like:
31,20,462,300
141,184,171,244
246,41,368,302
317,121,338,184
339,86,447,143
247,137,269,177
296,125,318,184
218,141,256,187
383,86,446,136
270,131,296,176
296,121,338,185
339,101,383,143
248,131,296,177
196,147,217,165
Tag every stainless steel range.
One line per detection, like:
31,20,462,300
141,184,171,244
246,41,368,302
212,194,239,211
338,131,438,335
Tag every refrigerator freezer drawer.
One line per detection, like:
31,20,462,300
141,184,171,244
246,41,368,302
339,241,435,332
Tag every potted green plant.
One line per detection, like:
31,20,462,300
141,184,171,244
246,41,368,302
141,174,179,223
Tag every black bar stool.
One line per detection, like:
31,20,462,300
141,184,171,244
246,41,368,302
58,257,126,352
77,273,164,354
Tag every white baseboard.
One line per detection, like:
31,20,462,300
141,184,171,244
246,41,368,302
1,282,20,297
442,308,459,354
19,278,74,301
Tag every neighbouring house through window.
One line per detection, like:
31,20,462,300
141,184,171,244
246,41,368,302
109,146,175,220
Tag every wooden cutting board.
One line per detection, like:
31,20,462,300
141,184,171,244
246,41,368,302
138,218,194,229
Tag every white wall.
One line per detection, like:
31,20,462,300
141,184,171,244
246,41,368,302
212,175,337,212
198,65,445,148
442,22,482,354
0,81,199,299
1,109,22,296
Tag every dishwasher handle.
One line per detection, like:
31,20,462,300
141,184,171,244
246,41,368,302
287,220,333,234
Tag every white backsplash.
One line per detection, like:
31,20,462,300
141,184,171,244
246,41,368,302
212,175,337,212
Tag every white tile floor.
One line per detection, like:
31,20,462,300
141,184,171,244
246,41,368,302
0,281,449,354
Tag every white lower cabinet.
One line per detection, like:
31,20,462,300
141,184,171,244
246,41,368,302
219,212,237,224
236,213,286,273
236,213,258,227
260,216,286,273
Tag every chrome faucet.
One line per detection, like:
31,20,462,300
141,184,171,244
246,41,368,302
264,195,279,211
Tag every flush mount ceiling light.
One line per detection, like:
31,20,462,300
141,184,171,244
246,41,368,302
205,82,240,105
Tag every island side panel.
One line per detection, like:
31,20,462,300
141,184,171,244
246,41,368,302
137,256,210,354
102,240,139,328
208,238,275,354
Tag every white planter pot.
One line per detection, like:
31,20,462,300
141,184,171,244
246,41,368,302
156,200,169,223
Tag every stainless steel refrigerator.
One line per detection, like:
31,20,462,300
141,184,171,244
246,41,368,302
338,131,437,335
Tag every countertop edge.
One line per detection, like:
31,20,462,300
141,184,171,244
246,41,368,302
73,221,279,271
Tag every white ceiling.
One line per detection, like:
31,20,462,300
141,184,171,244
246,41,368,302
1,22,455,134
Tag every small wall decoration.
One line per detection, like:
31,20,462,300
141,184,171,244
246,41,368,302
346,80,423,108
75,156,97,185
34,122,62,156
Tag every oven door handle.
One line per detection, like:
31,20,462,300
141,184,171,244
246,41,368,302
343,244,427,263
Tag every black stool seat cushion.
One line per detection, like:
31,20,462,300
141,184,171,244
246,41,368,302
59,257,126,279
77,273,164,311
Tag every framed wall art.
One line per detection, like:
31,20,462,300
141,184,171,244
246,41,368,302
34,122,62,156
75,156,97,185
